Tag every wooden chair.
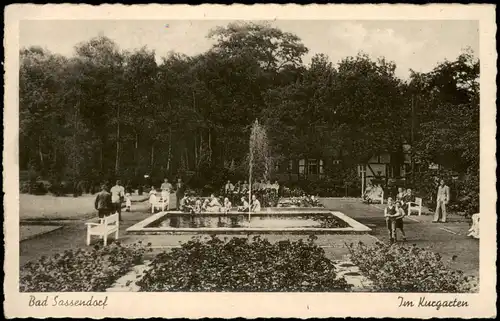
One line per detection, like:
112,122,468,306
407,197,423,216
467,213,480,239
85,213,119,246
151,197,168,213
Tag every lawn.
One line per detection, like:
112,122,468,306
19,193,151,220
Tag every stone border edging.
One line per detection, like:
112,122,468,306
126,210,372,235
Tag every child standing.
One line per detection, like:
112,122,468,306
125,193,132,212
384,197,399,243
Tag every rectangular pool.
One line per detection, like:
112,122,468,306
146,213,348,229
127,210,372,235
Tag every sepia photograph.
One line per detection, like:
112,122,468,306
4,4,497,319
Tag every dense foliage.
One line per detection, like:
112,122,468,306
347,242,475,293
20,22,478,210
278,196,322,208
137,235,351,292
20,242,149,292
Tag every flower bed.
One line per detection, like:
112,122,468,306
346,242,475,292
137,235,351,292
20,242,149,292
278,196,323,208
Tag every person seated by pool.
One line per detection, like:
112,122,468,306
223,197,232,213
238,196,250,212
180,194,192,212
401,188,414,212
233,181,241,193
205,194,222,212
396,187,405,202
201,198,210,212
251,194,262,212
193,198,202,214
252,180,260,191
241,180,249,193
272,181,280,193
224,180,234,195
362,182,373,201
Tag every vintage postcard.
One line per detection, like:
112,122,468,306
3,3,497,319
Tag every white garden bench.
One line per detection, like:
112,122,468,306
85,213,119,246
407,197,423,216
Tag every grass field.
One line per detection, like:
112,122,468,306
19,193,151,220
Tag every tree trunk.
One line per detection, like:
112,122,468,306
151,142,155,168
208,128,212,164
134,132,139,175
167,128,172,172
100,145,103,171
199,130,204,166
115,104,120,174
38,136,44,169
53,144,57,166
73,103,79,181
194,132,198,167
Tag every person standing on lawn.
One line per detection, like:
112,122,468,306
384,197,399,243
433,179,450,223
394,201,407,242
94,184,112,218
175,178,185,210
110,180,125,221
160,178,173,210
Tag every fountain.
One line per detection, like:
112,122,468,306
126,121,372,235
248,119,271,218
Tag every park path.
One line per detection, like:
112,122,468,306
321,198,479,278
20,197,478,281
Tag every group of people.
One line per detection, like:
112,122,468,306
180,193,262,214
383,179,452,243
223,180,280,194
382,186,416,243
94,180,132,221
148,178,186,211
362,182,384,203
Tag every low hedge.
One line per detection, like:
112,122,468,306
20,242,149,292
346,242,475,293
137,235,351,292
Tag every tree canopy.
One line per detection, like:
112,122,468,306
19,22,479,191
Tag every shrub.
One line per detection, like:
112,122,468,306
278,196,323,208
282,186,307,198
137,235,351,292
346,242,475,293
20,242,149,292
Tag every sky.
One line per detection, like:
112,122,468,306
19,20,479,79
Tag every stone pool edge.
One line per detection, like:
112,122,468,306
126,211,372,235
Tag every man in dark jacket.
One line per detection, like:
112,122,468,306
175,178,186,210
95,184,112,218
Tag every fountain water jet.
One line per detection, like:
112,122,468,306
248,119,271,218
